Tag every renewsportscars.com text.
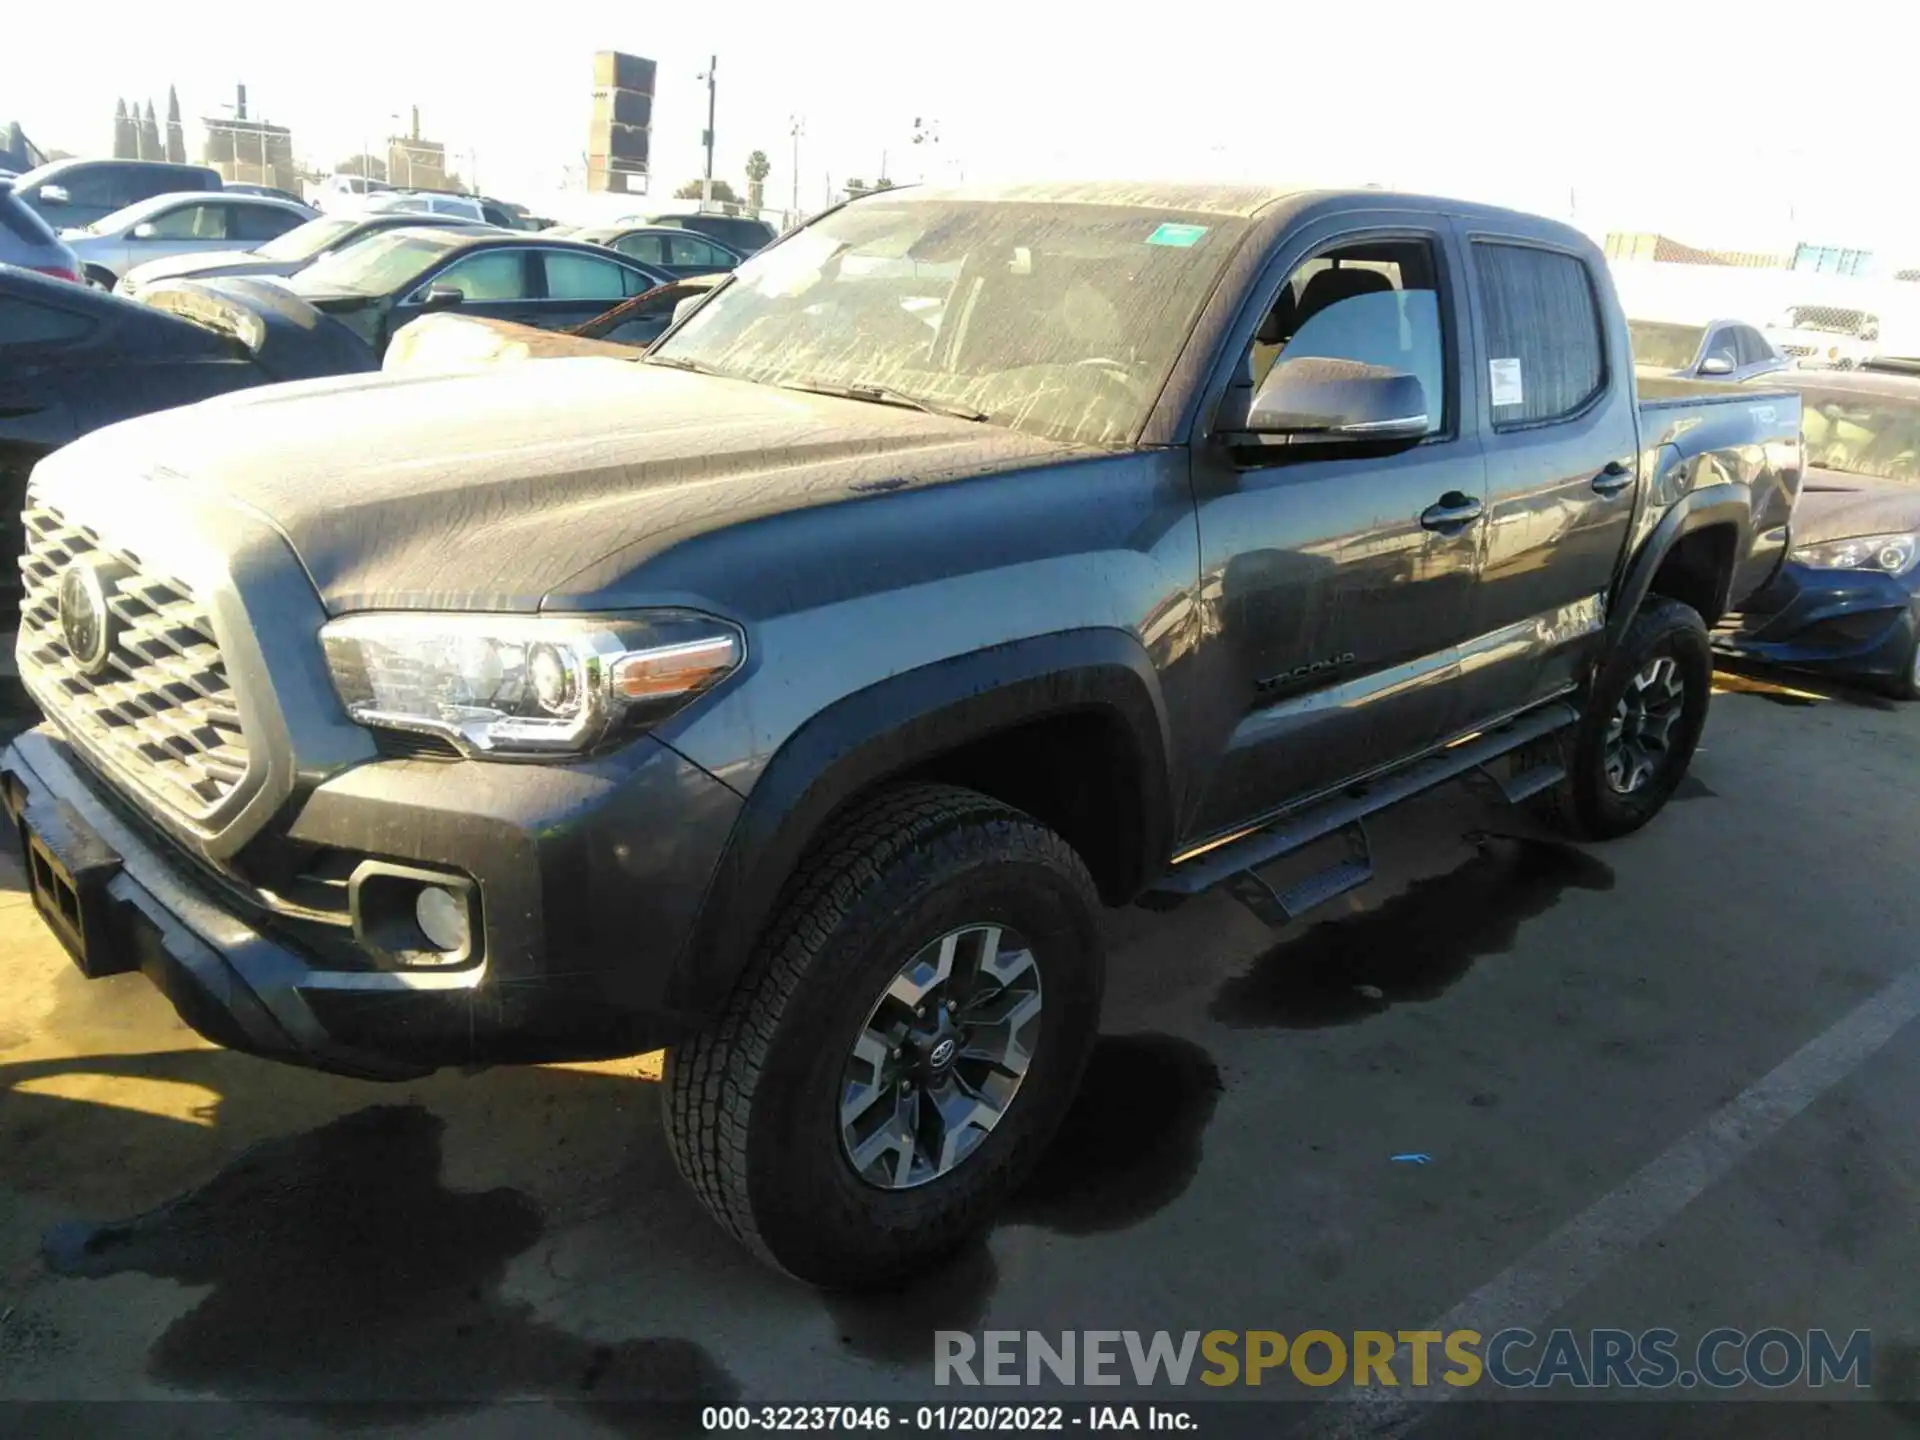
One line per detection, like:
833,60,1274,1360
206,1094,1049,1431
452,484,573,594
935,1328,1872,1391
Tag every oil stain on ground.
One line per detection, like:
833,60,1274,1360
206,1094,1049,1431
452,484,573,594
1211,833,1614,1028
42,1104,735,1426
827,1033,1223,1362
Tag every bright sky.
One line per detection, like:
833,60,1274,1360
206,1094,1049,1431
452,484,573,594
7,0,1918,250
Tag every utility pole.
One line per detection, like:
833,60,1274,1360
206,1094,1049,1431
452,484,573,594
789,115,804,220
697,55,717,207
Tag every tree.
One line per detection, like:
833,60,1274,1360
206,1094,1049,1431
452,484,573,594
112,99,135,159
744,149,771,213
138,100,161,161
165,86,186,164
336,153,387,182
844,178,868,197
674,179,739,204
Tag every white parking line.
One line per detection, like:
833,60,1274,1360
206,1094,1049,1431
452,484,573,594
1316,963,1920,1439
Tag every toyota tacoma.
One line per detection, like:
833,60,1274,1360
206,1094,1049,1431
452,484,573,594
5,182,1800,1287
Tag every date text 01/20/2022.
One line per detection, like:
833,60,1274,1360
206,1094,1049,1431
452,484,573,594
700,1405,1194,1431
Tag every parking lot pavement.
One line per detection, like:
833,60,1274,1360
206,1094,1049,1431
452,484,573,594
2,668,1919,1435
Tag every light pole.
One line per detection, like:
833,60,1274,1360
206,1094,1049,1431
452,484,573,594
789,115,804,220
696,56,717,207
911,116,941,184
389,113,410,188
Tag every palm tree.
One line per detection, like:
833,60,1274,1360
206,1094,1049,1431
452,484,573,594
744,149,771,213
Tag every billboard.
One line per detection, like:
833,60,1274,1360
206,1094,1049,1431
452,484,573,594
588,50,655,195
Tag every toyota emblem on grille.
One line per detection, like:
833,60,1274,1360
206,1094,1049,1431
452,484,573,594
58,562,114,675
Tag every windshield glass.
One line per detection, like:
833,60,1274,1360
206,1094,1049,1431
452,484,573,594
292,230,463,296
256,216,359,262
1628,320,1705,372
649,197,1249,446
1799,384,1920,482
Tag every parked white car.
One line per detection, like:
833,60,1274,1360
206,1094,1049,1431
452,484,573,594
61,191,316,288
357,190,489,223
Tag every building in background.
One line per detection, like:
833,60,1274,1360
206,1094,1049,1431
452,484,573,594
202,85,297,192
1604,232,1788,269
387,109,449,191
587,51,654,197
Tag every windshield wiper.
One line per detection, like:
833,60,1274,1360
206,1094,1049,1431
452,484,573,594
645,354,725,376
780,380,988,424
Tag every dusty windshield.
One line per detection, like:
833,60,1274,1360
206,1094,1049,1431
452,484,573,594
292,230,462,296
256,216,358,263
1800,384,1920,482
1628,320,1705,372
649,197,1248,447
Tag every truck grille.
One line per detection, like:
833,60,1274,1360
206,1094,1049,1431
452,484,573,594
17,503,251,820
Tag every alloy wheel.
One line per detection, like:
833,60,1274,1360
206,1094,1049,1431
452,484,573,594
1604,655,1686,794
838,923,1043,1190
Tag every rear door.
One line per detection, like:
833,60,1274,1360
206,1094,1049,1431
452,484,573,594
1450,226,1638,727
229,203,305,248
528,249,655,329
666,232,737,276
1184,212,1486,839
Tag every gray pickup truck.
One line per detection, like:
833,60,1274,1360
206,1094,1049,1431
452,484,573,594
4,182,1800,1287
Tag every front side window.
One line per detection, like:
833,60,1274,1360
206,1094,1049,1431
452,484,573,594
1473,242,1605,426
1248,239,1449,435
0,297,96,347
652,198,1249,447
614,232,668,266
143,202,228,240
430,250,530,302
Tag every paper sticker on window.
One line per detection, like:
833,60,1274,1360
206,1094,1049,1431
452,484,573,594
1489,357,1525,409
1146,223,1209,248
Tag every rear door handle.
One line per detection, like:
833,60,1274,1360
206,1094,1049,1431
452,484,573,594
1592,460,1634,496
1420,494,1484,532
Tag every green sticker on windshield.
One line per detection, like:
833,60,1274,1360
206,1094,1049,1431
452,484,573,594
1146,222,1209,248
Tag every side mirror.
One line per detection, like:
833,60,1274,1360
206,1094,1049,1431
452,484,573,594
130,221,160,241
419,285,465,311
36,184,70,206
1236,356,1429,445
1699,352,1736,377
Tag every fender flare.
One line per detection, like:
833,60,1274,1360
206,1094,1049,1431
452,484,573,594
669,628,1176,1017
1609,482,1752,643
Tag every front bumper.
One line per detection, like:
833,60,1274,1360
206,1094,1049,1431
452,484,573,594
1713,561,1918,679
3,724,743,1079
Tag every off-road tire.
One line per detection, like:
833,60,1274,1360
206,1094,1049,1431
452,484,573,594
1534,597,1713,840
664,783,1104,1289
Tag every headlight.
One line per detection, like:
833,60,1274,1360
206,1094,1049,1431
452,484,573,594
1789,532,1920,576
321,610,743,757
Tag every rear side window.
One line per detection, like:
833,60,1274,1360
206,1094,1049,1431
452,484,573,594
1473,242,1605,426
231,204,302,242
544,250,649,299
0,297,96,347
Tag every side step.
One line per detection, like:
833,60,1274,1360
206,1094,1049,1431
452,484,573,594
1150,701,1578,925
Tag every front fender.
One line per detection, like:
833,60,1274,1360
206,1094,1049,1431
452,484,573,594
669,629,1174,1018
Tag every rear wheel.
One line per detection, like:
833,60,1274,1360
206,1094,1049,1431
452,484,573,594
1535,597,1712,840
664,783,1104,1288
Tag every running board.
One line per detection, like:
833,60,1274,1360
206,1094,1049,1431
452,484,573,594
1150,701,1578,924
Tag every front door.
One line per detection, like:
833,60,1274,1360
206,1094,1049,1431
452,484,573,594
1184,224,1486,841
388,249,543,349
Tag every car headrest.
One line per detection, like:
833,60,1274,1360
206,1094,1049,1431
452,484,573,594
1259,266,1396,345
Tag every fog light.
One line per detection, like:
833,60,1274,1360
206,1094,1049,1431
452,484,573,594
415,886,470,953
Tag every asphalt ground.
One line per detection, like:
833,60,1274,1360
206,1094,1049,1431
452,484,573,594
1,660,1917,1438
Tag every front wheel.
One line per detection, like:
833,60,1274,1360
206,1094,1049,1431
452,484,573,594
1535,597,1713,840
664,784,1104,1288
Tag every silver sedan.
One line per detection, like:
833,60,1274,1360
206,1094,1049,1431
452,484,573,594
61,191,316,288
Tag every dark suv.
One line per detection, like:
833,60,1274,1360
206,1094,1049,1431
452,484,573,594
12,158,223,230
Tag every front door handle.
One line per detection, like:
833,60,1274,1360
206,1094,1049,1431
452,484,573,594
1420,493,1484,532
1592,460,1634,496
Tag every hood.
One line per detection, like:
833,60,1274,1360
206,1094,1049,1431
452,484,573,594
1792,468,1920,546
41,360,1082,614
125,250,288,286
